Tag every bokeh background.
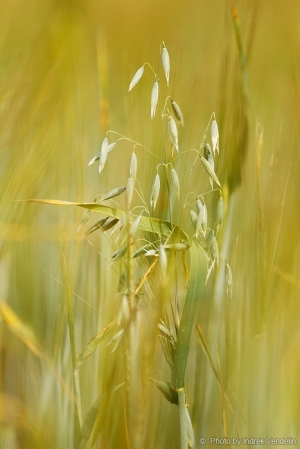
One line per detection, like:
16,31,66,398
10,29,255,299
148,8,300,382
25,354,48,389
1,0,300,447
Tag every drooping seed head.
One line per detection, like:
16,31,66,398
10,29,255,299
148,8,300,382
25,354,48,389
168,115,179,153
130,214,142,237
101,186,126,202
171,100,184,126
150,174,160,210
99,137,109,173
151,80,159,119
225,261,233,296
161,46,170,86
190,209,198,229
170,167,180,198
202,204,207,233
126,177,134,209
108,142,117,153
200,156,221,187
217,196,224,225
196,198,203,215
205,229,214,248
128,66,144,91
129,151,137,184
211,235,219,265
211,119,219,155
112,245,127,262
196,206,205,238
159,244,168,276
164,242,190,251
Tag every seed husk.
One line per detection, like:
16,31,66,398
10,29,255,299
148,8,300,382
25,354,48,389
203,204,208,233
129,152,137,184
99,137,109,174
217,196,224,225
167,115,179,153
145,249,158,257
151,80,159,119
112,245,127,262
102,186,126,202
196,198,203,215
128,66,144,91
190,209,198,229
101,217,119,232
205,229,214,248
107,142,117,153
170,167,180,198
118,295,130,326
225,261,233,296
204,144,213,193
161,46,170,86
126,177,134,209
200,156,221,187
211,235,219,265
151,379,178,405
150,174,160,210
130,214,142,237
89,142,116,166
85,217,108,236
159,244,168,275
211,119,219,155
164,242,190,251
205,260,215,284
171,100,184,126
133,243,153,258
196,207,205,238
87,153,99,166
109,213,127,237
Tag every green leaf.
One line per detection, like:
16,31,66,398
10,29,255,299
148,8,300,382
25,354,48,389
171,241,208,390
24,199,188,241
76,318,117,368
77,383,124,449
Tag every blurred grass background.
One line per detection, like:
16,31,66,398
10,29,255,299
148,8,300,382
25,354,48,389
1,0,300,447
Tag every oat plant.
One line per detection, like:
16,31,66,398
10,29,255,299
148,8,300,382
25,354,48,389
26,43,232,449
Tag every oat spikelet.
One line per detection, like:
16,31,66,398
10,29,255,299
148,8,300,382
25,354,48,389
168,115,179,154
225,261,233,296
161,46,170,86
170,167,180,198
159,244,168,276
129,152,137,184
217,196,224,226
190,209,198,229
211,236,219,265
128,66,144,91
99,137,109,173
171,100,184,126
130,214,142,237
151,80,159,119
211,119,219,155
150,174,160,209
200,156,221,187
126,177,134,208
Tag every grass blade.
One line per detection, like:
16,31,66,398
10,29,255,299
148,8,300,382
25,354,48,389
77,383,124,449
76,318,118,368
23,199,188,241
171,241,207,390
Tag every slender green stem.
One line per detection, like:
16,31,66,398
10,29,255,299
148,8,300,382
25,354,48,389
178,389,188,449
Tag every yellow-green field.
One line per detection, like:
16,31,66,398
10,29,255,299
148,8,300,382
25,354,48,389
1,1,300,448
